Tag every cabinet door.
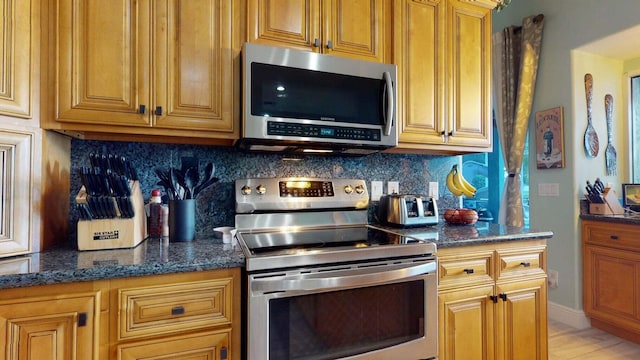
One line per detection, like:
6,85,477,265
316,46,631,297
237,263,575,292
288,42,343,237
247,0,321,52
495,278,548,360
445,0,491,148
0,0,37,119
55,0,151,126
0,130,37,257
154,0,235,132
322,0,390,62
439,284,496,360
393,0,447,146
583,245,640,327
117,330,230,360
0,294,98,360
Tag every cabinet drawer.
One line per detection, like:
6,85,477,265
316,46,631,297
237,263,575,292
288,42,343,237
496,246,546,281
583,221,640,251
118,278,233,340
438,251,494,288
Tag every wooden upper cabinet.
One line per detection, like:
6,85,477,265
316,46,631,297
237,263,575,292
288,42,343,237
55,0,151,126
445,0,491,148
51,0,237,139
0,0,38,120
392,0,492,154
247,0,390,63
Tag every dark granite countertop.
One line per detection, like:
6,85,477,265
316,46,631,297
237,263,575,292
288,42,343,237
580,213,640,225
0,222,552,290
381,221,553,249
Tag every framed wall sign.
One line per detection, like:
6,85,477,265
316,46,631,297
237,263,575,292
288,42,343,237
535,106,565,169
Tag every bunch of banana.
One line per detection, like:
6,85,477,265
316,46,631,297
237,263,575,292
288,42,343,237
445,164,477,197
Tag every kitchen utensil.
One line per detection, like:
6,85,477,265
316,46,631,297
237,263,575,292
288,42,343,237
604,94,617,175
583,73,600,157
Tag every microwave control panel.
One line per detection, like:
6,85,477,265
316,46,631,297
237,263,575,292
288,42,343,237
267,121,381,141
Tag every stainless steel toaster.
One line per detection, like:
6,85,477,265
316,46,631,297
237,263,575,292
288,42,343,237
377,194,439,227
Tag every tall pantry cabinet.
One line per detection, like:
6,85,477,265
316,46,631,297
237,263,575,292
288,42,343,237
0,0,70,258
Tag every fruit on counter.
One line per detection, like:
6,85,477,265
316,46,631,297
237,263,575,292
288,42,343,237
444,208,479,225
445,164,477,197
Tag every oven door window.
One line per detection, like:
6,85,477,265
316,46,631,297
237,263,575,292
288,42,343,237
251,63,384,126
268,280,425,360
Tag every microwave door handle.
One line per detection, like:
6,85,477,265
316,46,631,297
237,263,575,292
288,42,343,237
383,71,394,136
251,261,436,293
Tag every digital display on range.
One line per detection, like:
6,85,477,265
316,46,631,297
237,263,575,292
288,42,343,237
320,128,334,136
279,181,334,197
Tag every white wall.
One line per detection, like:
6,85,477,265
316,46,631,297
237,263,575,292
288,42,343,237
492,0,640,312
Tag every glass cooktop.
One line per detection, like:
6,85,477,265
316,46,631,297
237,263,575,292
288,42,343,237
236,225,437,271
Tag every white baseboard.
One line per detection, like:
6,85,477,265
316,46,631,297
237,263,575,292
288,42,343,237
548,301,591,329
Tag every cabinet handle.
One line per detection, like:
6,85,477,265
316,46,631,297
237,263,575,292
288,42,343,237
139,104,146,114
520,262,531,267
220,347,228,360
313,38,320,47
156,106,163,116
448,128,456,137
463,268,474,274
610,235,619,240
78,312,88,327
490,295,498,303
171,306,185,315
326,40,333,49
499,293,508,301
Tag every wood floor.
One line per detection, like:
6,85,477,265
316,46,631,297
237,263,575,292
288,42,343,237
549,320,640,359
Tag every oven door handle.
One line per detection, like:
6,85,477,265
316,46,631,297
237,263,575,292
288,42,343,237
251,261,436,293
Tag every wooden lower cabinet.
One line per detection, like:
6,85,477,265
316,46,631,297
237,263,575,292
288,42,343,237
438,240,548,360
0,268,240,359
582,219,640,343
0,282,104,360
117,330,230,360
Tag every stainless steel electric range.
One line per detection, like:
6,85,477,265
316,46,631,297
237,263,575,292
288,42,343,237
235,178,438,360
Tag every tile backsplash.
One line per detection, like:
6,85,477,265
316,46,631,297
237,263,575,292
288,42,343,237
70,140,459,243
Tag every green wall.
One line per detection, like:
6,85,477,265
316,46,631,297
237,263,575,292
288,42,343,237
493,0,640,314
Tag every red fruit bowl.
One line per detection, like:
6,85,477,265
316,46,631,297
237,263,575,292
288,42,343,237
444,208,479,225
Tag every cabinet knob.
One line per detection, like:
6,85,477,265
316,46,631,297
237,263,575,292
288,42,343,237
499,293,508,301
156,106,163,116
490,295,498,303
171,306,185,315
313,38,320,47
610,235,619,240
139,104,146,114
326,40,333,49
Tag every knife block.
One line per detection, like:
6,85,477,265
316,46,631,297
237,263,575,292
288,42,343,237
589,187,625,215
76,180,148,251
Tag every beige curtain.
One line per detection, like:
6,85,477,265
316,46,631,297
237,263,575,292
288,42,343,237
492,14,545,226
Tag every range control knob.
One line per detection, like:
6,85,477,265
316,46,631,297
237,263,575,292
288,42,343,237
344,184,354,194
355,185,365,194
240,185,251,195
256,184,267,195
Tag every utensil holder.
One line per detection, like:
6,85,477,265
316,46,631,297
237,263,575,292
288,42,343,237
169,199,196,242
76,180,147,250
589,187,624,215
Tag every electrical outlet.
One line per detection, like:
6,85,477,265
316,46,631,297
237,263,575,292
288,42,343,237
548,269,559,288
388,181,399,195
429,182,439,197
371,181,383,201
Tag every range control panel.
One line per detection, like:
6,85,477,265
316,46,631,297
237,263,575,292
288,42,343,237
235,178,368,213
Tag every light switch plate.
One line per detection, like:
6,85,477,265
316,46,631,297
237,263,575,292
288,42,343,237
388,181,399,195
538,183,559,197
371,181,383,201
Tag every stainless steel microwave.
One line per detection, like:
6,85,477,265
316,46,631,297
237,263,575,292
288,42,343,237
238,43,397,155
